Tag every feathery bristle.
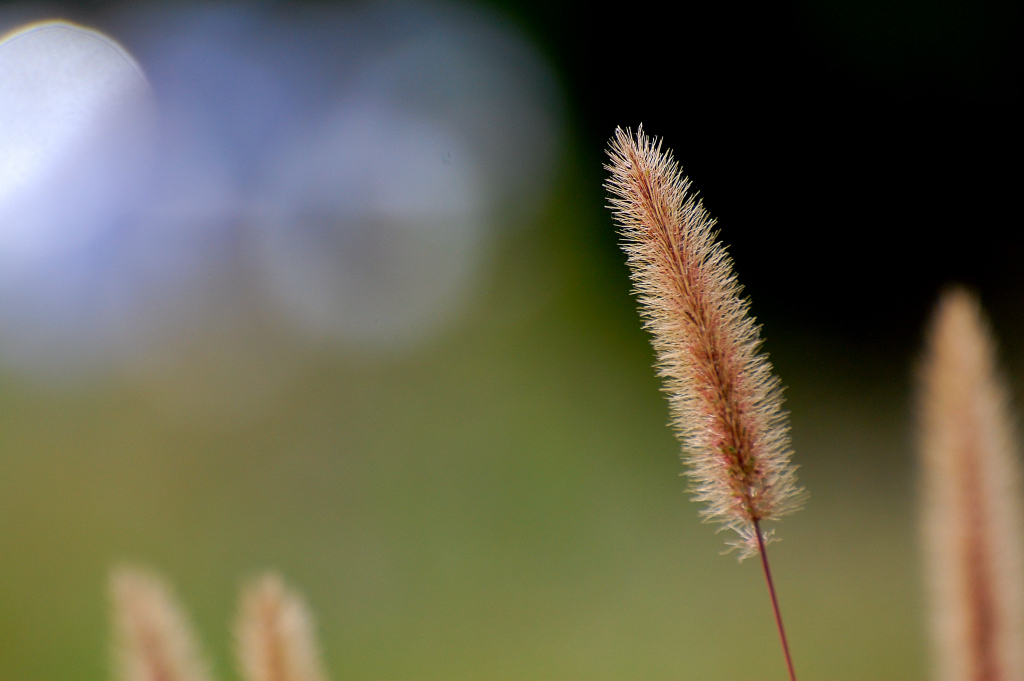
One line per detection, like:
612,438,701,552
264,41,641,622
605,126,804,558
110,567,212,681
235,574,327,681
919,288,1024,681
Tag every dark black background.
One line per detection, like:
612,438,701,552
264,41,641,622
494,0,1022,356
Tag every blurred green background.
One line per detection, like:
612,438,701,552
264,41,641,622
0,0,1021,679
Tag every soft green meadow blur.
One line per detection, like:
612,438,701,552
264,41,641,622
0,151,924,681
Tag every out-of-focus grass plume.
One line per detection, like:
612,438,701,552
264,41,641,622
605,127,804,558
918,289,1024,681
111,568,212,681
236,575,326,681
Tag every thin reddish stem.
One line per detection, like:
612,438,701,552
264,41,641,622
754,520,797,681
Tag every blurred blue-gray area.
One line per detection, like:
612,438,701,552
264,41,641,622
0,3,561,372
0,0,1020,679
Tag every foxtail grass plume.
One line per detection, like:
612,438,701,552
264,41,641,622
236,574,327,681
605,126,804,559
110,567,212,681
919,288,1024,681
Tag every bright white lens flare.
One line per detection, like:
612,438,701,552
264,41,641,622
0,20,156,369
0,21,154,266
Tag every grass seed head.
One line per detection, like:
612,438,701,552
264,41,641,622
605,125,805,558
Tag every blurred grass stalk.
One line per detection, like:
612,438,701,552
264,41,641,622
111,568,212,681
113,568,325,681
919,289,1024,681
605,127,805,681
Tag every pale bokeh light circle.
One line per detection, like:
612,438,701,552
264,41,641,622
256,106,488,349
